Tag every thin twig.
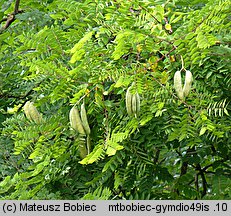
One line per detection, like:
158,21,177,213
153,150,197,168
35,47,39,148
74,87,94,106
180,55,184,71
202,158,227,172
155,46,177,64
139,5,161,24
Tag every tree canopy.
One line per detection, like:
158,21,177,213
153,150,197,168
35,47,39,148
0,0,230,200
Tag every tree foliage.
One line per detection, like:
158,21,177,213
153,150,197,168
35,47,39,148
0,0,230,200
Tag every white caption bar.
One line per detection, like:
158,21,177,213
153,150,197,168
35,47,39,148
0,200,230,216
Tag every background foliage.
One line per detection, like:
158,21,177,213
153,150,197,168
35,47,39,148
0,0,230,200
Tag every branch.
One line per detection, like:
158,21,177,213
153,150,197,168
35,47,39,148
0,17,7,24
200,169,207,197
179,147,195,176
2,15,15,30
14,0,20,14
155,46,176,63
0,0,21,33
139,5,161,25
195,173,199,192
196,164,207,197
202,158,228,172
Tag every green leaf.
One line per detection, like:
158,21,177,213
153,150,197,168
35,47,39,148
70,31,94,54
70,31,94,63
79,144,104,165
105,140,124,156
199,127,207,136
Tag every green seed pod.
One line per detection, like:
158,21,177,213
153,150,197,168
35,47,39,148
135,92,140,115
23,101,33,121
69,106,85,134
28,102,42,124
80,103,91,135
174,70,184,100
183,70,193,97
132,94,137,114
78,135,88,159
86,135,91,155
126,87,132,116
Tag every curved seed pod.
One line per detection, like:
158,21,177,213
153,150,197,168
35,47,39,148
80,103,91,135
135,92,140,115
28,102,43,124
126,87,132,116
174,70,184,100
86,135,91,155
132,94,137,115
23,101,33,121
69,106,85,134
183,70,193,97
78,135,88,159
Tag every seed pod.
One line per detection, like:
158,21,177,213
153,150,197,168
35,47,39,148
80,103,91,135
78,135,88,159
135,92,140,114
86,135,91,155
174,70,184,100
132,94,137,114
23,101,33,121
69,106,85,134
28,102,42,124
183,70,193,97
132,93,140,117
126,87,132,116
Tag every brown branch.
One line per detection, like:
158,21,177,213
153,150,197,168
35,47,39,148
155,46,177,63
0,17,7,24
180,147,195,176
200,170,207,197
202,158,228,172
0,0,21,33
196,164,207,197
195,173,199,192
2,15,15,30
204,171,215,174
180,161,188,176
14,0,20,14
139,5,161,25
